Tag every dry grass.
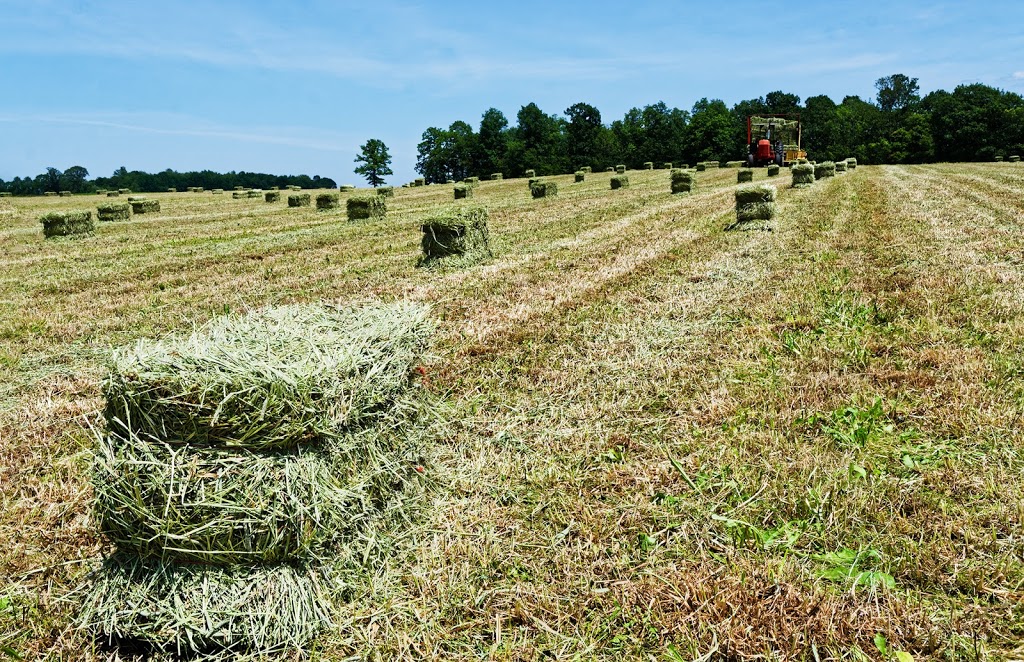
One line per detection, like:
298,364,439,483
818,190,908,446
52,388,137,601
1,165,1023,659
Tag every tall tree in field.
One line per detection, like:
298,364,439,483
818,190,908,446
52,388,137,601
354,139,393,187
61,165,89,193
565,102,603,170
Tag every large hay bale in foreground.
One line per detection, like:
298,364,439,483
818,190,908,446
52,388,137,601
734,184,777,225
530,181,557,198
316,193,340,210
130,199,160,214
615,165,626,174
347,195,386,221
814,161,836,180
610,175,629,189
40,210,94,238
419,205,491,268
835,160,847,173
767,164,780,177
574,171,585,183
288,194,311,208
377,186,394,197
737,169,753,183
97,203,132,222
265,191,281,203
454,183,473,200
791,163,815,188
670,169,694,194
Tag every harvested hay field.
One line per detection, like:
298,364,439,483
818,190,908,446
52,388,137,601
3,165,1024,659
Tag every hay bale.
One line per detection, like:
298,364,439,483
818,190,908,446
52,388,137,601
246,190,261,199
40,210,94,238
289,185,302,191
96,190,107,195
610,175,629,189
414,178,426,187
737,169,754,183
767,164,780,177
44,191,57,197
234,186,245,191
193,187,204,193
118,189,131,194
615,165,626,174
454,183,473,200
791,163,815,188
0,192,11,197
643,162,653,170
574,171,585,183
527,178,539,188
232,191,247,199
97,202,132,222
106,191,120,197
419,205,490,268
530,181,557,198
524,169,535,178
1010,155,1021,163
670,169,694,194
846,158,857,169
347,195,386,221
130,199,160,214
166,188,177,193
835,160,848,173
59,190,72,197
995,156,1004,162
270,186,280,191
734,184,777,225
464,176,479,185
212,189,224,194
662,162,673,170
338,185,356,192
605,166,614,172
490,173,503,181
695,163,706,172
581,166,592,173
316,193,340,210
264,191,280,203
376,186,394,197
287,194,311,208
814,162,836,180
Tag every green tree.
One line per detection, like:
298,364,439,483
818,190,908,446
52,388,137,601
354,139,393,187
875,74,920,113
43,167,62,192
565,102,604,170
61,165,89,193
685,98,734,163
475,108,509,177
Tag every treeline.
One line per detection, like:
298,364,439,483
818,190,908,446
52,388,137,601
0,166,336,196
415,74,1024,182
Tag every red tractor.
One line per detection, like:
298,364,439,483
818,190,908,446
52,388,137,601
746,115,805,167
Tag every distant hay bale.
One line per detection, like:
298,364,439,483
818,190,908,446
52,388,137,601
490,173,503,180
701,161,720,169
232,191,247,199
234,186,245,191
414,178,426,187
767,164,780,177
97,202,132,222
610,175,629,189
581,166,592,173
1010,155,1021,163
419,205,491,268
464,176,479,185
289,185,302,191
605,166,614,172
130,199,160,214
574,171,585,183
695,163,706,172
0,192,11,197
662,162,673,169
454,183,473,200
679,163,689,169
835,160,848,173
118,189,131,194
195,187,204,193
212,189,224,194
347,195,386,221
734,184,777,225
670,169,694,194
166,188,177,193
724,161,744,168
40,210,94,238
247,190,262,199
524,169,535,178
530,181,557,198
814,162,836,180
60,190,72,197
376,186,394,197
339,185,355,192
96,190,107,195
643,162,653,170
265,191,281,203
737,169,754,183
44,191,58,197
445,179,455,185
791,163,815,188
270,186,280,191
995,156,1003,162
846,158,857,169
615,165,626,174
287,194,311,208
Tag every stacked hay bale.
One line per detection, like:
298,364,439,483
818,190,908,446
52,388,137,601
1010,155,1021,163
97,203,132,222
0,192,12,198
574,171,585,183
339,185,356,192
490,173,503,181
454,184,472,200
288,194,311,208
814,162,836,180
662,162,673,170
530,181,557,198
418,205,490,269
610,175,629,189
265,191,281,203
246,190,262,199
40,210,94,238
703,161,721,169
130,199,160,214
414,178,426,187
316,193,340,210
791,163,815,188
767,164,780,177
377,186,394,198
79,302,435,657
737,169,754,183
643,162,654,170
347,195,386,221
846,158,857,170
835,160,848,173
734,184,777,227
615,165,626,174
670,169,694,194
524,169,536,178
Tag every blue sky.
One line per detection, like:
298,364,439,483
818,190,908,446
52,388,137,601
2,0,1022,185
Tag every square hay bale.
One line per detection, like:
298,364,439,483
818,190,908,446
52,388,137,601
1010,155,1020,163
166,188,177,193
574,171,585,183
0,192,11,197
615,165,626,174
316,193,340,210
234,186,245,191
40,210,94,238
265,191,281,203
454,183,473,199
44,191,57,197
414,178,426,187
270,186,280,191
118,188,131,194
695,163,706,172
464,176,479,185
610,175,629,189
643,161,653,170
995,156,1004,162
670,169,694,194
376,186,394,197
130,199,160,214
96,190,107,195
347,195,386,221
581,166,592,173
707,161,721,169
846,158,857,169
814,161,836,180
767,164,780,177
287,194,311,208
724,161,744,168
530,181,557,198
605,166,615,172
97,202,132,222
212,189,224,194
59,190,72,197
662,162,673,169
290,185,302,191
791,163,815,188
247,190,262,199
339,184,356,192
106,191,120,197
524,169,536,178
734,183,777,225
835,160,848,173
490,173,503,180
445,179,455,185
419,205,491,268
737,169,754,183
232,191,247,199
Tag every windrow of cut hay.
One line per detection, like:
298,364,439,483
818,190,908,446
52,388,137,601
347,195,386,221
82,302,435,656
40,210,94,238
418,205,491,269
791,163,815,188
734,183,778,226
129,199,160,214
97,203,132,222
670,169,694,194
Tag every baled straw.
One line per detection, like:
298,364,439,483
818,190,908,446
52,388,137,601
734,184,778,224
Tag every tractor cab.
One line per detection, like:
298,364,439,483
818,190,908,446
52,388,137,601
746,115,806,167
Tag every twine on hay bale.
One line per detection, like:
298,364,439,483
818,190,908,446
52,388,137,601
733,183,777,228
316,193,340,210
814,162,836,180
670,169,694,194
346,195,386,221
454,183,473,200
376,186,394,197
418,205,491,269
97,202,132,222
767,164,780,177
791,163,815,188
530,181,557,198
287,194,311,208
130,199,160,214
574,171,585,183
737,169,754,183
40,210,94,238
265,191,281,203
610,175,629,189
